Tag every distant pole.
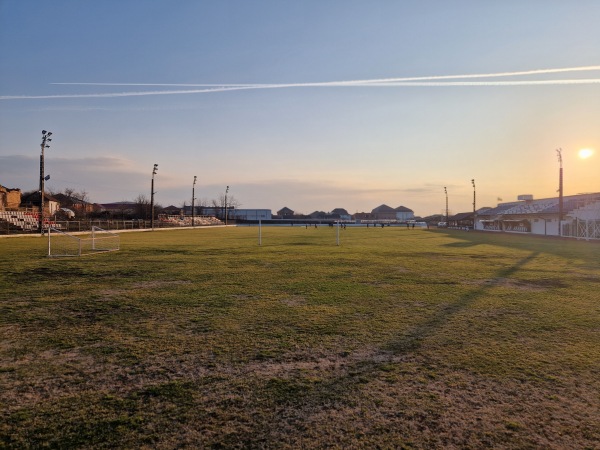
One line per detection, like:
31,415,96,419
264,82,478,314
151,164,158,230
557,149,563,236
471,179,476,230
444,186,448,224
192,175,197,228
259,219,262,246
224,185,229,225
39,130,52,234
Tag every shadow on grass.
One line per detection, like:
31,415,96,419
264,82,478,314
260,251,542,415
443,240,483,248
385,251,540,354
437,229,600,262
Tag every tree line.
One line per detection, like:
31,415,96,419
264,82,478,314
22,187,241,220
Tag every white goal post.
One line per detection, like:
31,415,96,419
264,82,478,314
47,226,120,257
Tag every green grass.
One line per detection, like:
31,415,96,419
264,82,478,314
1,227,599,448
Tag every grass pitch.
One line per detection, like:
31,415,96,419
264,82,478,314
1,226,599,448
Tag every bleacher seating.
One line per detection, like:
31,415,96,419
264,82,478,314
0,211,62,231
570,201,600,220
158,215,223,226
501,200,557,215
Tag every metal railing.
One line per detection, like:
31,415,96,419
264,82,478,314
0,217,224,235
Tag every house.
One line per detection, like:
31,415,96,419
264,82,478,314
354,203,416,222
0,185,22,211
331,208,352,220
20,191,60,216
394,206,414,221
308,211,327,219
371,204,396,220
52,193,96,215
277,207,294,217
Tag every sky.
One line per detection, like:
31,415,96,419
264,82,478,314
1,1,599,217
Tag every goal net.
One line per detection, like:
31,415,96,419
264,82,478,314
48,226,120,257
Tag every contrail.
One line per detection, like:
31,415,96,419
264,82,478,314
50,65,600,87
0,85,260,100
2,66,600,100
351,78,600,86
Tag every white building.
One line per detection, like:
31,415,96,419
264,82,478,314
190,207,271,221
476,193,600,240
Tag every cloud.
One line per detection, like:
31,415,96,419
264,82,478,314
0,159,454,215
0,154,146,199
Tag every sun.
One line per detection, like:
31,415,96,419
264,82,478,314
578,148,594,159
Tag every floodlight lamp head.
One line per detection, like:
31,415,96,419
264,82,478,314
47,132,52,136
42,130,47,135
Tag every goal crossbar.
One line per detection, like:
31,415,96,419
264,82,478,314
48,226,120,257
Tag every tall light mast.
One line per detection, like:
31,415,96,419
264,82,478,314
39,130,52,234
471,179,476,230
556,148,563,236
151,164,158,230
192,175,197,228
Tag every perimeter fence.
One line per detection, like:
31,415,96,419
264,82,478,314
0,215,225,236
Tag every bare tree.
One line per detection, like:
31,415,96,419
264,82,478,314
47,187,92,218
211,194,241,220
134,194,151,219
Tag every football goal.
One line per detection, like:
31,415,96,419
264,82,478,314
47,226,120,257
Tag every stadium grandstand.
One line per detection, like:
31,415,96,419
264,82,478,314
0,211,61,232
476,192,600,239
158,214,223,227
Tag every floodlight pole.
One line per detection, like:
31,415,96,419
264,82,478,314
192,175,197,228
557,148,563,236
444,186,448,224
224,185,229,225
471,179,476,230
151,164,158,230
39,130,52,234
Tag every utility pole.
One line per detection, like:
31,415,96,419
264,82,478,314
224,185,229,225
151,164,158,230
557,149,563,236
192,175,197,228
444,186,448,224
39,130,52,234
471,179,476,230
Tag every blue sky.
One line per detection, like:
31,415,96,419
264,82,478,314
1,1,599,216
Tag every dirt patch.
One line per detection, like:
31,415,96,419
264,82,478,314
280,295,307,307
130,280,192,289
